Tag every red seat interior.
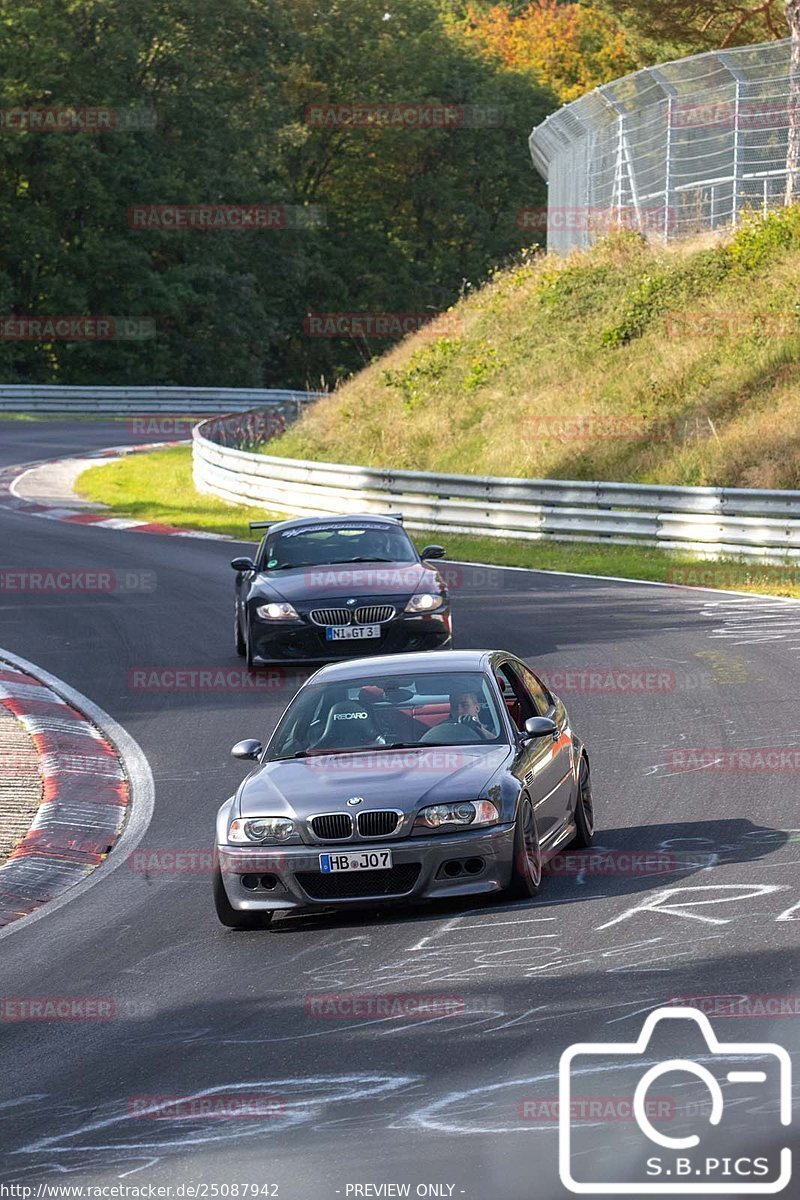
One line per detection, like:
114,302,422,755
400,702,451,729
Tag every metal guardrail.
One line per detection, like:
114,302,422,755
0,386,323,415
193,412,800,563
529,38,797,253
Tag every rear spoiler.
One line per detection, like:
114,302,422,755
249,521,274,531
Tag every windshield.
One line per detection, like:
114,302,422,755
268,670,506,757
260,521,415,571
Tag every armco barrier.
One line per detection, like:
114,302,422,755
0,386,323,415
193,412,800,564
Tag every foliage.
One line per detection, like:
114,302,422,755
0,0,553,387
460,1,639,102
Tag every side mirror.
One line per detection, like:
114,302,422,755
231,739,263,761
421,545,445,560
231,557,256,572
521,716,557,741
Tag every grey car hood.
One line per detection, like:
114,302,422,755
237,744,512,818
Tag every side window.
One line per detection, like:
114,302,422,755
519,667,553,717
494,663,536,731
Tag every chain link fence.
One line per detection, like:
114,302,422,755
529,37,798,253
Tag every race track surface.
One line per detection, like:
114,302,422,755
0,422,798,1197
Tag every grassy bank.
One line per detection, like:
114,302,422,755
78,445,800,597
265,209,800,490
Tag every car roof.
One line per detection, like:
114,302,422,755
306,650,501,685
263,513,405,535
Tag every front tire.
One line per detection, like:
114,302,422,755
244,616,256,669
235,602,246,657
569,755,595,849
506,796,542,899
213,862,273,930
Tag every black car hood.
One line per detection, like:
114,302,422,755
249,561,439,603
237,744,512,819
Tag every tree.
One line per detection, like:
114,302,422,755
0,0,555,388
460,2,639,102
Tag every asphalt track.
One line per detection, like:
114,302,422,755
1,420,799,1197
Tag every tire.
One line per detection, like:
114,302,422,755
506,796,542,899
244,616,256,669
569,755,595,850
235,602,246,657
213,862,273,930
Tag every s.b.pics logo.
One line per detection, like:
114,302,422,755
559,1007,791,1194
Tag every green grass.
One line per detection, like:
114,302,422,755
77,446,275,539
78,445,800,597
264,209,800,490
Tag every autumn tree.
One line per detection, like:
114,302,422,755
462,1,639,102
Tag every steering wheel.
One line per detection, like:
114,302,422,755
419,720,492,744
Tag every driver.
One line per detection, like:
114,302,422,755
453,691,494,738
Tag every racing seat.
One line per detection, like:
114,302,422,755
312,700,382,750
358,686,426,744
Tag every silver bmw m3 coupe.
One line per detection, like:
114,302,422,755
213,649,594,928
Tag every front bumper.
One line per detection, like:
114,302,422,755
248,610,452,664
217,822,515,911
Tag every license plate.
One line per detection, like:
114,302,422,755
326,624,380,641
319,849,393,872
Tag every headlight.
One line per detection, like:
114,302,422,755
414,800,499,829
255,602,299,621
404,592,444,613
228,817,295,843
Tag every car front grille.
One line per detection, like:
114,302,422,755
296,864,421,900
309,813,353,841
357,810,402,838
309,608,351,627
355,605,396,625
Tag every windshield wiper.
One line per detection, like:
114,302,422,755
326,557,398,564
267,562,315,570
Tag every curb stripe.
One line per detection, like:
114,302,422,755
0,651,154,938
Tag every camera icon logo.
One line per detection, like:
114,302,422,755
559,1007,791,1194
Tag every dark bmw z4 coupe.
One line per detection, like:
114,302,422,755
232,514,452,665
213,649,594,928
